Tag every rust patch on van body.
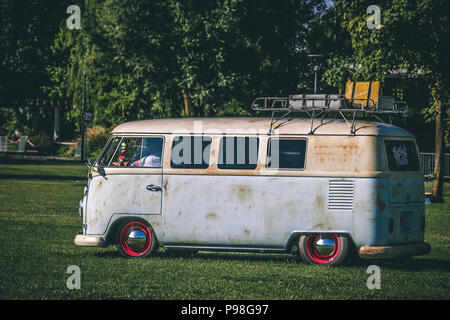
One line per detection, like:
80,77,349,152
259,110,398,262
309,136,358,172
163,178,169,197
359,243,430,258
236,185,253,202
206,213,217,219
312,214,334,231
376,197,386,212
315,195,325,209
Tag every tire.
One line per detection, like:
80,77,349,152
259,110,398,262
116,220,157,258
298,233,349,266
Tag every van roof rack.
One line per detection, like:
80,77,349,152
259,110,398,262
251,81,408,135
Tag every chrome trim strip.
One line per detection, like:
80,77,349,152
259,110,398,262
163,244,286,253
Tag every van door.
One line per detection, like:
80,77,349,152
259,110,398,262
85,136,164,235
162,135,265,246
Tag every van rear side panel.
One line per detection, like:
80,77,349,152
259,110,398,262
352,135,425,247
352,178,390,247
387,177,425,244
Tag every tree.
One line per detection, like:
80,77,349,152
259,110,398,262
321,0,449,201
47,0,326,131
0,0,72,137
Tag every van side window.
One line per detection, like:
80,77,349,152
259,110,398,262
384,140,420,171
171,136,212,169
105,137,163,167
267,138,306,169
218,137,259,170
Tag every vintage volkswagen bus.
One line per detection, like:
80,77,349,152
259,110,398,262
75,115,430,266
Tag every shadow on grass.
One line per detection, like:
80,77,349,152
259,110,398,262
92,249,449,271
0,157,82,165
93,249,298,263
0,174,85,181
352,257,450,272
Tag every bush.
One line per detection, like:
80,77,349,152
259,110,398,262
55,144,75,157
86,125,110,160
29,134,54,155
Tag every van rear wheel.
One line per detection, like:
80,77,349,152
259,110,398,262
298,233,349,266
116,221,157,258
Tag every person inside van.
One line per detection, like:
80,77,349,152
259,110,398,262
130,138,162,168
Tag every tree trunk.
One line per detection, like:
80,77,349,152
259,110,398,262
432,78,445,202
182,90,192,118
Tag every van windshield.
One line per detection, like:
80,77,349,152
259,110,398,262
384,140,420,171
97,136,121,166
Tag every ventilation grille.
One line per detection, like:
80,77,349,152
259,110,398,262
328,180,354,211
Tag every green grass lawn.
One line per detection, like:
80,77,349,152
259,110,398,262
0,163,449,299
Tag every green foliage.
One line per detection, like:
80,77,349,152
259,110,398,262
0,0,73,137
86,125,110,159
43,0,325,132
314,0,449,148
2,0,449,151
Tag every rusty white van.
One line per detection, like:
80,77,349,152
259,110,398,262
75,107,430,265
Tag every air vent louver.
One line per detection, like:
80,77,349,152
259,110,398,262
328,180,354,211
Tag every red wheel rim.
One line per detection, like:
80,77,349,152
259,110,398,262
119,221,152,257
305,233,340,264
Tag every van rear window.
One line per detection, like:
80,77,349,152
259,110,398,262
384,140,420,171
267,138,307,169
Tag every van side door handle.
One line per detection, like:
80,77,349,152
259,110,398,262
146,184,161,192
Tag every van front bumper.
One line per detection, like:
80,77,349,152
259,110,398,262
74,234,104,247
359,242,431,259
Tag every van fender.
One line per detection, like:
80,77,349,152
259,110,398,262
103,214,161,246
285,230,355,254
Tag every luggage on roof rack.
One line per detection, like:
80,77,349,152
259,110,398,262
250,81,408,135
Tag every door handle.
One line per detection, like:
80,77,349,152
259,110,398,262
146,184,162,192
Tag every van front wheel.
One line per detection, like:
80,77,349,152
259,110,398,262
298,233,349,266
116,221,157,258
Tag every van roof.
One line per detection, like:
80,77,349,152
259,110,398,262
112,117,414,137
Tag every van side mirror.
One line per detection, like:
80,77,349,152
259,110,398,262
97,165,106,178
88,162,107,179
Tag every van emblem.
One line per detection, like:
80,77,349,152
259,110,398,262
392,144,408,166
